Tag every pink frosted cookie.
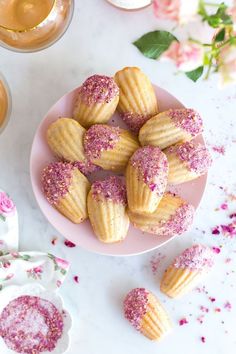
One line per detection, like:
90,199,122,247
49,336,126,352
84,124,139,172
161,244,214,298
73,75,119,128
128,192,195,236
42,162,90,223
139,108,203,149
164,141,212,184
87,176,129,243
124,288,172,341
126,146,168,213
0,295,64,354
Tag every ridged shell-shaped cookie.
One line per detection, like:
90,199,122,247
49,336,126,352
84,124,139,172
126,146,168,213
139,108,203,149
164,141,212,185
160,244,214,298
73,75,119,128
47,117,86,162
124,288,172,341
42,162,90,224
128,192,195,236
114,67,159,133
87,176,129,243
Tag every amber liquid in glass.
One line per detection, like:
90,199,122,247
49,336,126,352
0,80,8,130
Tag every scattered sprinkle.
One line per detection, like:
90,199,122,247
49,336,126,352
229,213,236,219
212,145,225,155
197,315,205,324
179,318,188,326
64,240,76,248
212,246,221,254
209,297,216,302
212,227,220,235
200,306,209,313
201,336,206,343
51,237,58,246
224,301,232,311
73,276,79,284
150,253,166,275
220,203,228,210
215,307,221,312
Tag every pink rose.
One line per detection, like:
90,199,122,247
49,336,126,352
153,0,198,23
0,192,16,218
54,257,69,270
161,41,204,72
218,44,236,87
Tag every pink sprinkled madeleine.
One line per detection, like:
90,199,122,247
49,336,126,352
42,162,90,224
0,295,64,354
73,75,119,128
161,244,215,298
84,124,139,172
123,288,172,341
139,108,204,149
165,141,212,184
87,176,130,243
128,192,195,237
126,146,168,213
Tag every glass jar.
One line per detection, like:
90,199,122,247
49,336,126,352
0,74,11,135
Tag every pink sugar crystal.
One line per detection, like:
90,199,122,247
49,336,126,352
168,108,203,136
84,124,121,160
179,318,188,326
42,162,75,205
78,75,119,105
120,112,150,134
166,141,212,175
0,296,64,354
173,244,214,271
73,159,100,176
91,176,127,205
124,288,149,330
130,146,168,194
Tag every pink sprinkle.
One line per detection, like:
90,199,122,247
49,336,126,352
201,336,206,343
212,227,220,235
225,258,231,263
209,297,216,302
42,162,75,205
84,124,121,160
51,237,58,245
150,253,166,274
168,108,203,136
0,296,64,353
179,318,188,326
124,288,149,330
229,213,236,219
215,308,221,312
166,141,212,175
212,145,225,155
212,247,221,254
78,75,119,105
221,222,236,237
74,276,79,284
224,301,232,311
91,176,127,205
130,146,168,194
173,244,214,271
197,315,205,324
121,112,151,134
220,203,228,210
64,240,76,248
73,159,100,176
200,306,209,313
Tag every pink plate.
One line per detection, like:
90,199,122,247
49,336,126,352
30,85,207,256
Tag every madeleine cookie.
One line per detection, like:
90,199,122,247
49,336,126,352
124,288,172,341
161,244,214,298
73,75,119,128
128,192,195,237
114,67,158,133
139,108,203,149
164,141,212,184
126,146,168,213
87,176,129,243
42,162,90,223
84,124,139,172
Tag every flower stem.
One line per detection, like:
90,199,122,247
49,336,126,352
205,55,213,80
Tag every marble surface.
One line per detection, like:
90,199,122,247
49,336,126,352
0,1,236,353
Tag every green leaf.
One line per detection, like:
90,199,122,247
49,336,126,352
22,255,31,261
215,28,225,42
185,66,204,82
133,31,177,60
206,3,233,28
0,214,6,222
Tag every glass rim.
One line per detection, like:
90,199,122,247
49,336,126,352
0,73,12,135
105,0,152,10
0,0,74,53
0,0,57,33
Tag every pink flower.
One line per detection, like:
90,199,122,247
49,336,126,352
161,41,204,72
54,257,69,270
218,44,236,87
153,0,198,24
0,192,16,218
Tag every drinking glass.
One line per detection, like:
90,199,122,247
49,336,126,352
0,73,11,135
0,0,74,52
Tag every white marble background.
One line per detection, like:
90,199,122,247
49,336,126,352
0,1,236,353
